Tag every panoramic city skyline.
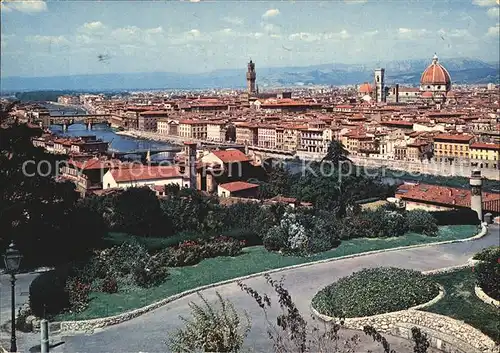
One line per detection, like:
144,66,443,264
1,0,499,78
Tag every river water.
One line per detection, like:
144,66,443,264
46,103,174,160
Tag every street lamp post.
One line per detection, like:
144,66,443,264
4,241,23,353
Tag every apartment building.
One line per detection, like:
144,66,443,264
469,142,500,169
179,120,207,140
433,134,473,162
206,121,226,142
138,110,168,132
235,123,258,146
257,125,277,149
157,119,179,136
282,127,302,152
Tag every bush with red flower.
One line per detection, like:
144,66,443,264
157,236,244,267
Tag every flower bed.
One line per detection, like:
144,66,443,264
312,267,439,318
473,246,500,301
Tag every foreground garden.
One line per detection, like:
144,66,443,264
27,223,476,322
311,246,500,343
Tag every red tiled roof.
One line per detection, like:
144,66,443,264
470,143,500,151
396,183,500,210
140,110,169,116
433,134,473,143
219,181,259,193
212,150,251,163
381,120,414,127
420,58,451,85
69,159,113,170
110,166,183,183
358,82,374,94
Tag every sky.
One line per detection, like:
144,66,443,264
1,0,499,78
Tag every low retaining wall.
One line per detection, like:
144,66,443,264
55,224,488,334
312,303,497,353
475,285,500,308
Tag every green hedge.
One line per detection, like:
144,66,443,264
312,267,439,318
29,267,71,318
474,246,500,301
430,208,481,226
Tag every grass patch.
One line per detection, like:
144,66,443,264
312,267,438,318
56,225,477,321
423,268,500,343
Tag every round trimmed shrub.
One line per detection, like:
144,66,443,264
474,246,500,301
29,267,70,318
312,267,439,318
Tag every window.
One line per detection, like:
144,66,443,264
437,85,441,89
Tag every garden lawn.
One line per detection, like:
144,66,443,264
423,268,500,343
56,225,477,321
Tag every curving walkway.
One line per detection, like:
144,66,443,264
17,225,500,352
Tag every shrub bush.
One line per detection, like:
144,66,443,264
29,267,70,318
473,246,500,262
65,276,92,313
312,267,439,318
406,210,439,236
101,276,118,294
474,246,500,301
431,208,481,225
132,258,169,288
263,226,288,252
157,236,244,268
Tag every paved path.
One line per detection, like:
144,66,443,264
9,226,500,353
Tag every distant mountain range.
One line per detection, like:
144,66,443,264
2,57,498,92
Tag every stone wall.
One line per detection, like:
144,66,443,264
475,285,500,308
313,307,497,353
311,255,499,353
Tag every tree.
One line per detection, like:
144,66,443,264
112,187,164,237
322,140,351,166
168,292,251,353
406,210,438,236
0,123,106,268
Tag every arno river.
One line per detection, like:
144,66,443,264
46,103,174,160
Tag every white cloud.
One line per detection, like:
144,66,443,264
397,28,430,39
487,23,500,36
288,30,351,42
146,26,163,34
472,0,497,6
344,0,368,3
262,9,280,18
363,30,379,37
187,29,201,37
487,7,500,18
25,35,69,45
82,21,106,31
3,0,47,13
223,16,244,25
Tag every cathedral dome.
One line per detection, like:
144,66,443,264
420,54,451,86
358,82,374,94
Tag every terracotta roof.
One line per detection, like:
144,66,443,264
470,143,500,151
358,82,374,94
110,166,183,183
396,183,500,211
433,134,473,143
421,91,434,98
69,159,114,170
381,120,414,127
219,181,259,193
140,110,169,116
420,56,451,85
212,150,251,163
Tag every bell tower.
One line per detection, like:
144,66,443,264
470,169,483,221
374,68,385,103
246,59,256,94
